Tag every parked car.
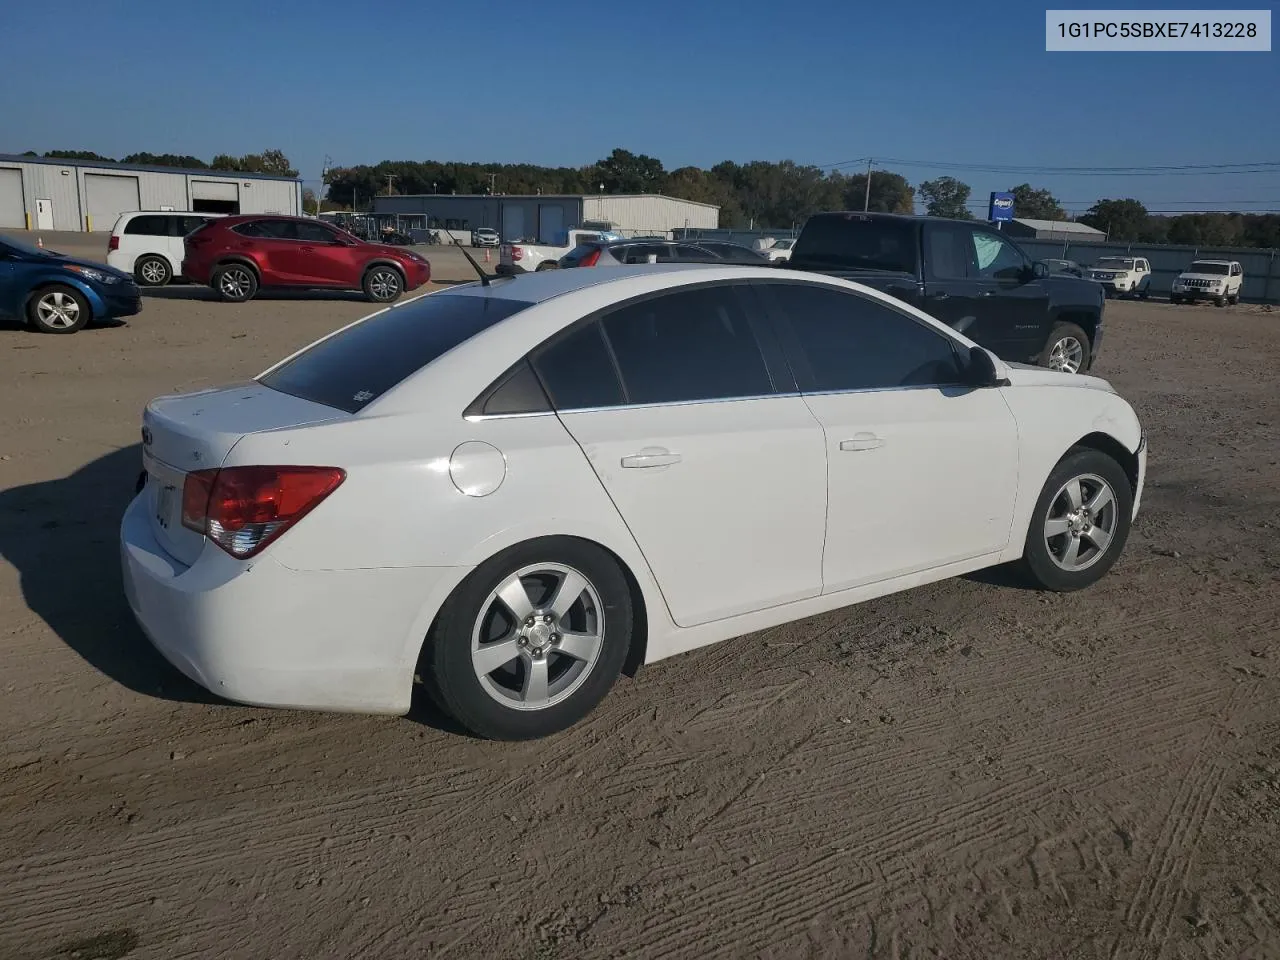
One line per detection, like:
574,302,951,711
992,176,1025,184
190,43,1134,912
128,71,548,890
788,212,1106,374
761,238,796,262
182,215,431,303
1087,257,1152,299
107,211,223,286
1170,259,1243,306
558,238,768,268
472,227,500,248
0,234,141,334
121,263,1146,741
498,229,624,274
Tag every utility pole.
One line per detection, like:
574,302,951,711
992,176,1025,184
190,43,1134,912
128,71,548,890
488,173,497,195
385,174,397,196
863,158,873,212
316,154,332,215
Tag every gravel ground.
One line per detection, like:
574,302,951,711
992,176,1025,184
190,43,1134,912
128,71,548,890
1,234,1278,960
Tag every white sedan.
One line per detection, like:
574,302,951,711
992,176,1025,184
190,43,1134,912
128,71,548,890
121,264,1147,740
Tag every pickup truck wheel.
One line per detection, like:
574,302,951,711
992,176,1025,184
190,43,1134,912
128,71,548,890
1041,322,1091,375
535,261,558,272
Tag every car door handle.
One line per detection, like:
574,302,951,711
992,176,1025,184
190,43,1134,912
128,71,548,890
839,434,883,452
621,450,682,468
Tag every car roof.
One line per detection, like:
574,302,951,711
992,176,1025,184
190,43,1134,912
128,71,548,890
1189,258,1232,264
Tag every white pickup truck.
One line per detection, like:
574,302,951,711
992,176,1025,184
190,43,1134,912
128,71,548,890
497,229,624,274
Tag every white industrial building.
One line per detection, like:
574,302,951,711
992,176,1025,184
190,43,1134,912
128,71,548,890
371,193,720,243
0,154,302,233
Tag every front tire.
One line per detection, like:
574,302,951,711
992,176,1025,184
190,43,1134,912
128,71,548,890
135,255,172,287
27,285,90,334
422,537,633,740
1018,448,1133,592
212,263,258,302
363,265,403,303
1041,321,1091,374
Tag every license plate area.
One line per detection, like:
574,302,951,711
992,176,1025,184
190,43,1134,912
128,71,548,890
155,482,177,529
143,452,186,534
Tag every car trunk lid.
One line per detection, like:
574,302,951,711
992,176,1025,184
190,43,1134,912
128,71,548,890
140,381,344,566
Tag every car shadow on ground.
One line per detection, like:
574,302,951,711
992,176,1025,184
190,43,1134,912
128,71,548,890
0,444,218,705
0,443,471,733
142,286,374,303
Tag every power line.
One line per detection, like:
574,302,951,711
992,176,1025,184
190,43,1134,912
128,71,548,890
816,156,1280,176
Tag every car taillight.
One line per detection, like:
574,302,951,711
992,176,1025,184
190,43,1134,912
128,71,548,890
181,465,345,559
579,248,601,267
108,235,120,251
510,246,523,261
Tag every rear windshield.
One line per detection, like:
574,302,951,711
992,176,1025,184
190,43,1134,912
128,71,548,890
1188,261,1229,275
790,215,918,273
259,291,533,413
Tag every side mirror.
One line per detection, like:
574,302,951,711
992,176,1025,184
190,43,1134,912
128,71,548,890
964,345,1003,388
1032,261,1050,279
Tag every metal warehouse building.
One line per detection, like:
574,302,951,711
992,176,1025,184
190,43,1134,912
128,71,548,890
0,154,302,233
370,193,719,243
1005,218,1107,243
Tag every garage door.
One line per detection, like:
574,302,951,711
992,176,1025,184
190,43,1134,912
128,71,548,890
84,174,141,231
190,179,240,214
0,168,25,228
538,204,565,244
502,205,524,242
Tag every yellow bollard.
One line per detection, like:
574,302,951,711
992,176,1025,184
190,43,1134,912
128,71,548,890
85,214,93,232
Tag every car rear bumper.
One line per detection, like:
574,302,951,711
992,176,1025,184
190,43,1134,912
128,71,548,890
180,259,212,285
120,493,453,715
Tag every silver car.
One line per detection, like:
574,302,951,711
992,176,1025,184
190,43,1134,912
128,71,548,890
559,238,769,268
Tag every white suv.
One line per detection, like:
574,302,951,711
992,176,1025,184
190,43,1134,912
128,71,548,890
1170,259,1243,307
1088,257,1152,298
107,211,223,286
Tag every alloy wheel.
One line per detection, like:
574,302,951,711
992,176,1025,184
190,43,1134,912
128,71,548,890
140,259,168,284
1048,336,1084,374
470,563,605,711
1043,473,1119,572
220,268,253,299
36,291,81,329
369,269,401,301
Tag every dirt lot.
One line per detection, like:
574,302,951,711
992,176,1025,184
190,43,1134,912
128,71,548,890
1,233,1279,960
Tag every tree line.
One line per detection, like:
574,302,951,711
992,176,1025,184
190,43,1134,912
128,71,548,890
19,148,298,177
19,147,1280,248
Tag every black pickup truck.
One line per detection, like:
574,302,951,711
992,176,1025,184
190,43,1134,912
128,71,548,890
785,212,1106,373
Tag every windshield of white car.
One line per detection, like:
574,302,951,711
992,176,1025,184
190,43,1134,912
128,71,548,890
1187,262,1230,275
1096,259,1134,269
259,292,534,414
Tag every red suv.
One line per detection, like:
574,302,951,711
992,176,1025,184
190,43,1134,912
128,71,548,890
182,215,431,303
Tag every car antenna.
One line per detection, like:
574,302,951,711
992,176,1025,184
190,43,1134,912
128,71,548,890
439,224,491,286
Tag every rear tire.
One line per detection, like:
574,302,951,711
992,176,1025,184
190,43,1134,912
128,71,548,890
26,285,90,334
1040,321,1091,374
1018,447,1134,593
212,263,258,302
422,537,633,741
362,265,403,303
135,255,172,287
1228,291,1240,306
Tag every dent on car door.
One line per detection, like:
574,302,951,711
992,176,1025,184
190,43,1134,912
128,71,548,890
756,280,1020,592
530,283,828,628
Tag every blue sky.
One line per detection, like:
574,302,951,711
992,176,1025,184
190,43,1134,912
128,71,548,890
6,0,1277,214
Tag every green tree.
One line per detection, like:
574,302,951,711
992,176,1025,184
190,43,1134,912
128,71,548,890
43,149,116,162
840,170,915,214
121,152,208,169
1008,183,1066,220
1167,213,1243,247
597,148,666,193
917,176,973,219
1079,199,1149,241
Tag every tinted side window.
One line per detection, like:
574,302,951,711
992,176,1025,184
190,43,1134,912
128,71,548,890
123,215,171,236
180,216,211,236
619,243,669,264
295,221,339,243
601,286,774,404
259,292,533,413
763,283,964,391
532,322,625,410
923,222,974,280
232,220,269,238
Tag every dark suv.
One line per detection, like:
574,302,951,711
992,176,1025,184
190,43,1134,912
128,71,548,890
182,215,432,303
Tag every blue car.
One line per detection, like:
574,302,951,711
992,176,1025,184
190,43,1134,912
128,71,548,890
0,235,142,334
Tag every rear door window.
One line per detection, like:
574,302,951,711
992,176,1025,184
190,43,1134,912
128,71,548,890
123,215,171,236
260,292,533,413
